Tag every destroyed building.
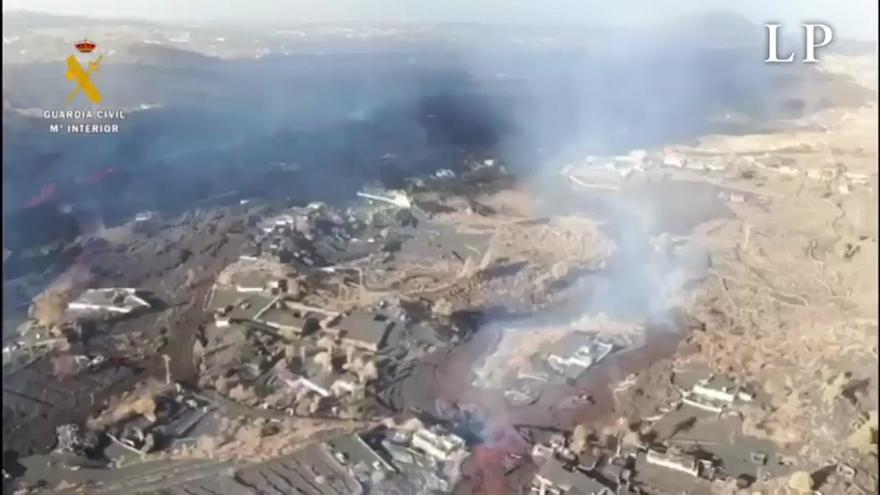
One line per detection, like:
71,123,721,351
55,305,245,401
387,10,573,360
543,334,614,382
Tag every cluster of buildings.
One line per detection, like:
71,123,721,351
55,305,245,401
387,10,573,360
528,432,628,495
308,419,470,493
520,364,790,494
202,259,397,416
189,180,484,420
569,145,871,202
630,367,791,492
195,182,474,418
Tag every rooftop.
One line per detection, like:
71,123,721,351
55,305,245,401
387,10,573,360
208,286,275,322
335,310,394,349
67,288,151,315
541,333,614,379
231,271,269,292
533,457,614,494
324,434,395,473
254,305,315,334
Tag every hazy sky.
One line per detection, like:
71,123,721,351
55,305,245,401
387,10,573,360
3,0,878,40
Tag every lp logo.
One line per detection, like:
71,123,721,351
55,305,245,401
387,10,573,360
765,24,833,63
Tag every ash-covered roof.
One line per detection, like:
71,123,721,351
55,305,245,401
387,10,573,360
336,310,394,348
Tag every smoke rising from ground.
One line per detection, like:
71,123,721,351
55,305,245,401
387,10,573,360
441,15,873,446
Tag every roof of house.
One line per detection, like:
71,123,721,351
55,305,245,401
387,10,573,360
209,288,275,321
208,286,245,310
336,310,394,349
534,458,613,494
68,288,150,314
296,357,359,394
542,333,612,359
540,333,616,380
324,434,394,472
232,271,269,291
255,306,310,332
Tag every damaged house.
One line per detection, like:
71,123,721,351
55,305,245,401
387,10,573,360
543,334,614,381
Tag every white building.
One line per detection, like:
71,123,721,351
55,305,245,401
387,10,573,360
67,288,150,315
645,449,699,477
545,336,614,379
411,427,467,462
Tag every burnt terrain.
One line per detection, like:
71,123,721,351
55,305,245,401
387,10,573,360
3,12,878,495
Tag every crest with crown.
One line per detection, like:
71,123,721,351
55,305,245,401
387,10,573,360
74,39,97,53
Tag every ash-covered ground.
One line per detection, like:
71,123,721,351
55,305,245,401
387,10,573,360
3,13,878,495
